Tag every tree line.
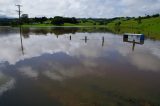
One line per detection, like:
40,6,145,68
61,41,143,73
51,16,78,25
0,13,159,26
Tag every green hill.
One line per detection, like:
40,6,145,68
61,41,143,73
107,17,160,40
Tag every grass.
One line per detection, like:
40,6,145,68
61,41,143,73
107,17,160,40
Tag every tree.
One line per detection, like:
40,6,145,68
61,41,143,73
137,16,142,24
115,21,121,27
41,17,47,23
51,16,64,25
114,21,121,33
152,14,160,17
62,17,78,24
21,14,29,24
71,17,78,24
33,17,40,23
32,17,48,24
99,21,105,25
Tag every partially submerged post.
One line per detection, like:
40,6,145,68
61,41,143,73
85,36,87,43
132,40,136,51
102,36,104,47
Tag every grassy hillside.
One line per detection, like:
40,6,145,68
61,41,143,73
107,17,160,39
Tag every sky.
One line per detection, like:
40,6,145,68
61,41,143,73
0,0,160,18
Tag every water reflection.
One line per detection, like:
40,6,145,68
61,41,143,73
20,26,24,55
18,66,38,79
129,53,160,71
0,72,15,96
5,27,112,37
0,27,160,105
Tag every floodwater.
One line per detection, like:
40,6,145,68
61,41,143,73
0,27,160,106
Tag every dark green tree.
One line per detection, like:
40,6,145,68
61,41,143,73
137,16,142,24
51,16,64,25
152,14,160,17
115,21,121,27
21,14,29,24
41,17,47,23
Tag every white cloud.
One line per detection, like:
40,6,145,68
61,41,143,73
0,0,160,18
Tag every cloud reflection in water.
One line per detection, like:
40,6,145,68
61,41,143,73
0,72,15,96
0,32,160,74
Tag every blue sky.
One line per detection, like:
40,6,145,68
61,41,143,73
0,0,160,18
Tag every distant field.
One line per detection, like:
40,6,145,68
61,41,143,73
21,17,160,39
22,24,53,27
22,22,106,27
